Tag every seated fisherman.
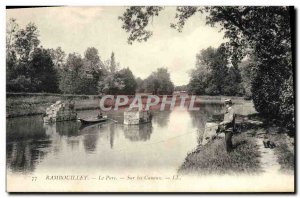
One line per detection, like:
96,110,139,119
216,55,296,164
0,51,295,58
218,99,236,153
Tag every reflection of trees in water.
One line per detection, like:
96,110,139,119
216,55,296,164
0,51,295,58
7,115,47,142
151,111,171,127
55,121,80,137
189,104,223,144
188,104,223,128
82,124,104,153
83,133,99,153
189,111,208,145
189,111,207,130
200,104,224,117
6,140,51,174
123,123,153,142
6,116,52,174
109,124,115,149
105,110,124,123
44,121,81,150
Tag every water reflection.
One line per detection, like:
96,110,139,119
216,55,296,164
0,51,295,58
7,106,222,175
7,116,52,173
123,123,153,142
83,131,99,153
189,104,224,144
7,116,48,141
109,124,115,148
152,111,171,127
55,121,80,137
7,139,52,174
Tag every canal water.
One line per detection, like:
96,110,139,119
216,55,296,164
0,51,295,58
7,104,223,177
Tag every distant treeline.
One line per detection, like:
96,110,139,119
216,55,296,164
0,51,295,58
6,18,247,98
6,19,174,96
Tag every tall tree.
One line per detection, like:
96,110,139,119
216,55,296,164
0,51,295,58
49,47,66,69
28,48,59,92
14,22,40,62
6,18,19,54
81,47,104,94
239,57,255,98
6,18,19,82
83,47,102,72
224,65,244,96
120,6,294,130
59,53,84,94
109,52,118,73
188,45,244,96
98,52,124,95
143,68,174,95
116,68,137,95
7,48,59,93
135,77,145,93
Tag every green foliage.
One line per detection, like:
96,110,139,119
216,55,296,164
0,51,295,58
117,68,137,95
98,52,124,94
6,50,17,80
82,47,103,94
119,6,164,44
174,85,187,91
6,20,138,96
59,49,102,95
239,58,255,99
135,77,145,93
202,6,294,130
188,45,244,96
97,52,137,95
224,66,244,96
59,53,84,94
6,18,19,54
279,76,295,130
6,20,59,93
109,52,117,73
28,48,59,92
119,6,295,130
7,75,32,92
142,68,174,95
49,47,66,69
14,22,40,62
7,47,59,93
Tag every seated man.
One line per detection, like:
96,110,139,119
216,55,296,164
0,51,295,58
218,99,236,153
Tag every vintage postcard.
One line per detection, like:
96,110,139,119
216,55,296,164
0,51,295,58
6,6,295,192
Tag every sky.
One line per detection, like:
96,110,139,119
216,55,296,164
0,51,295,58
6,6,225,86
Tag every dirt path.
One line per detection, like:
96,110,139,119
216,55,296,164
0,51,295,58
256,138,281,174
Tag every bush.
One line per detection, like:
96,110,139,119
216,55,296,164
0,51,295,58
7,75,32,92
279,76,295,131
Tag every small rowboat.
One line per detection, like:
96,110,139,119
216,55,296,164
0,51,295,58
79,116,108,125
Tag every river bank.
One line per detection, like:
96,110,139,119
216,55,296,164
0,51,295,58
6,93,101,118
6,93,247,118
178,103,295,176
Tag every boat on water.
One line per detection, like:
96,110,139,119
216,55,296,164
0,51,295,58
78,116,108,125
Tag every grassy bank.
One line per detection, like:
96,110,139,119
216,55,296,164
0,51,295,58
178,132,262,175
178,105,295,176
6,93,101,118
